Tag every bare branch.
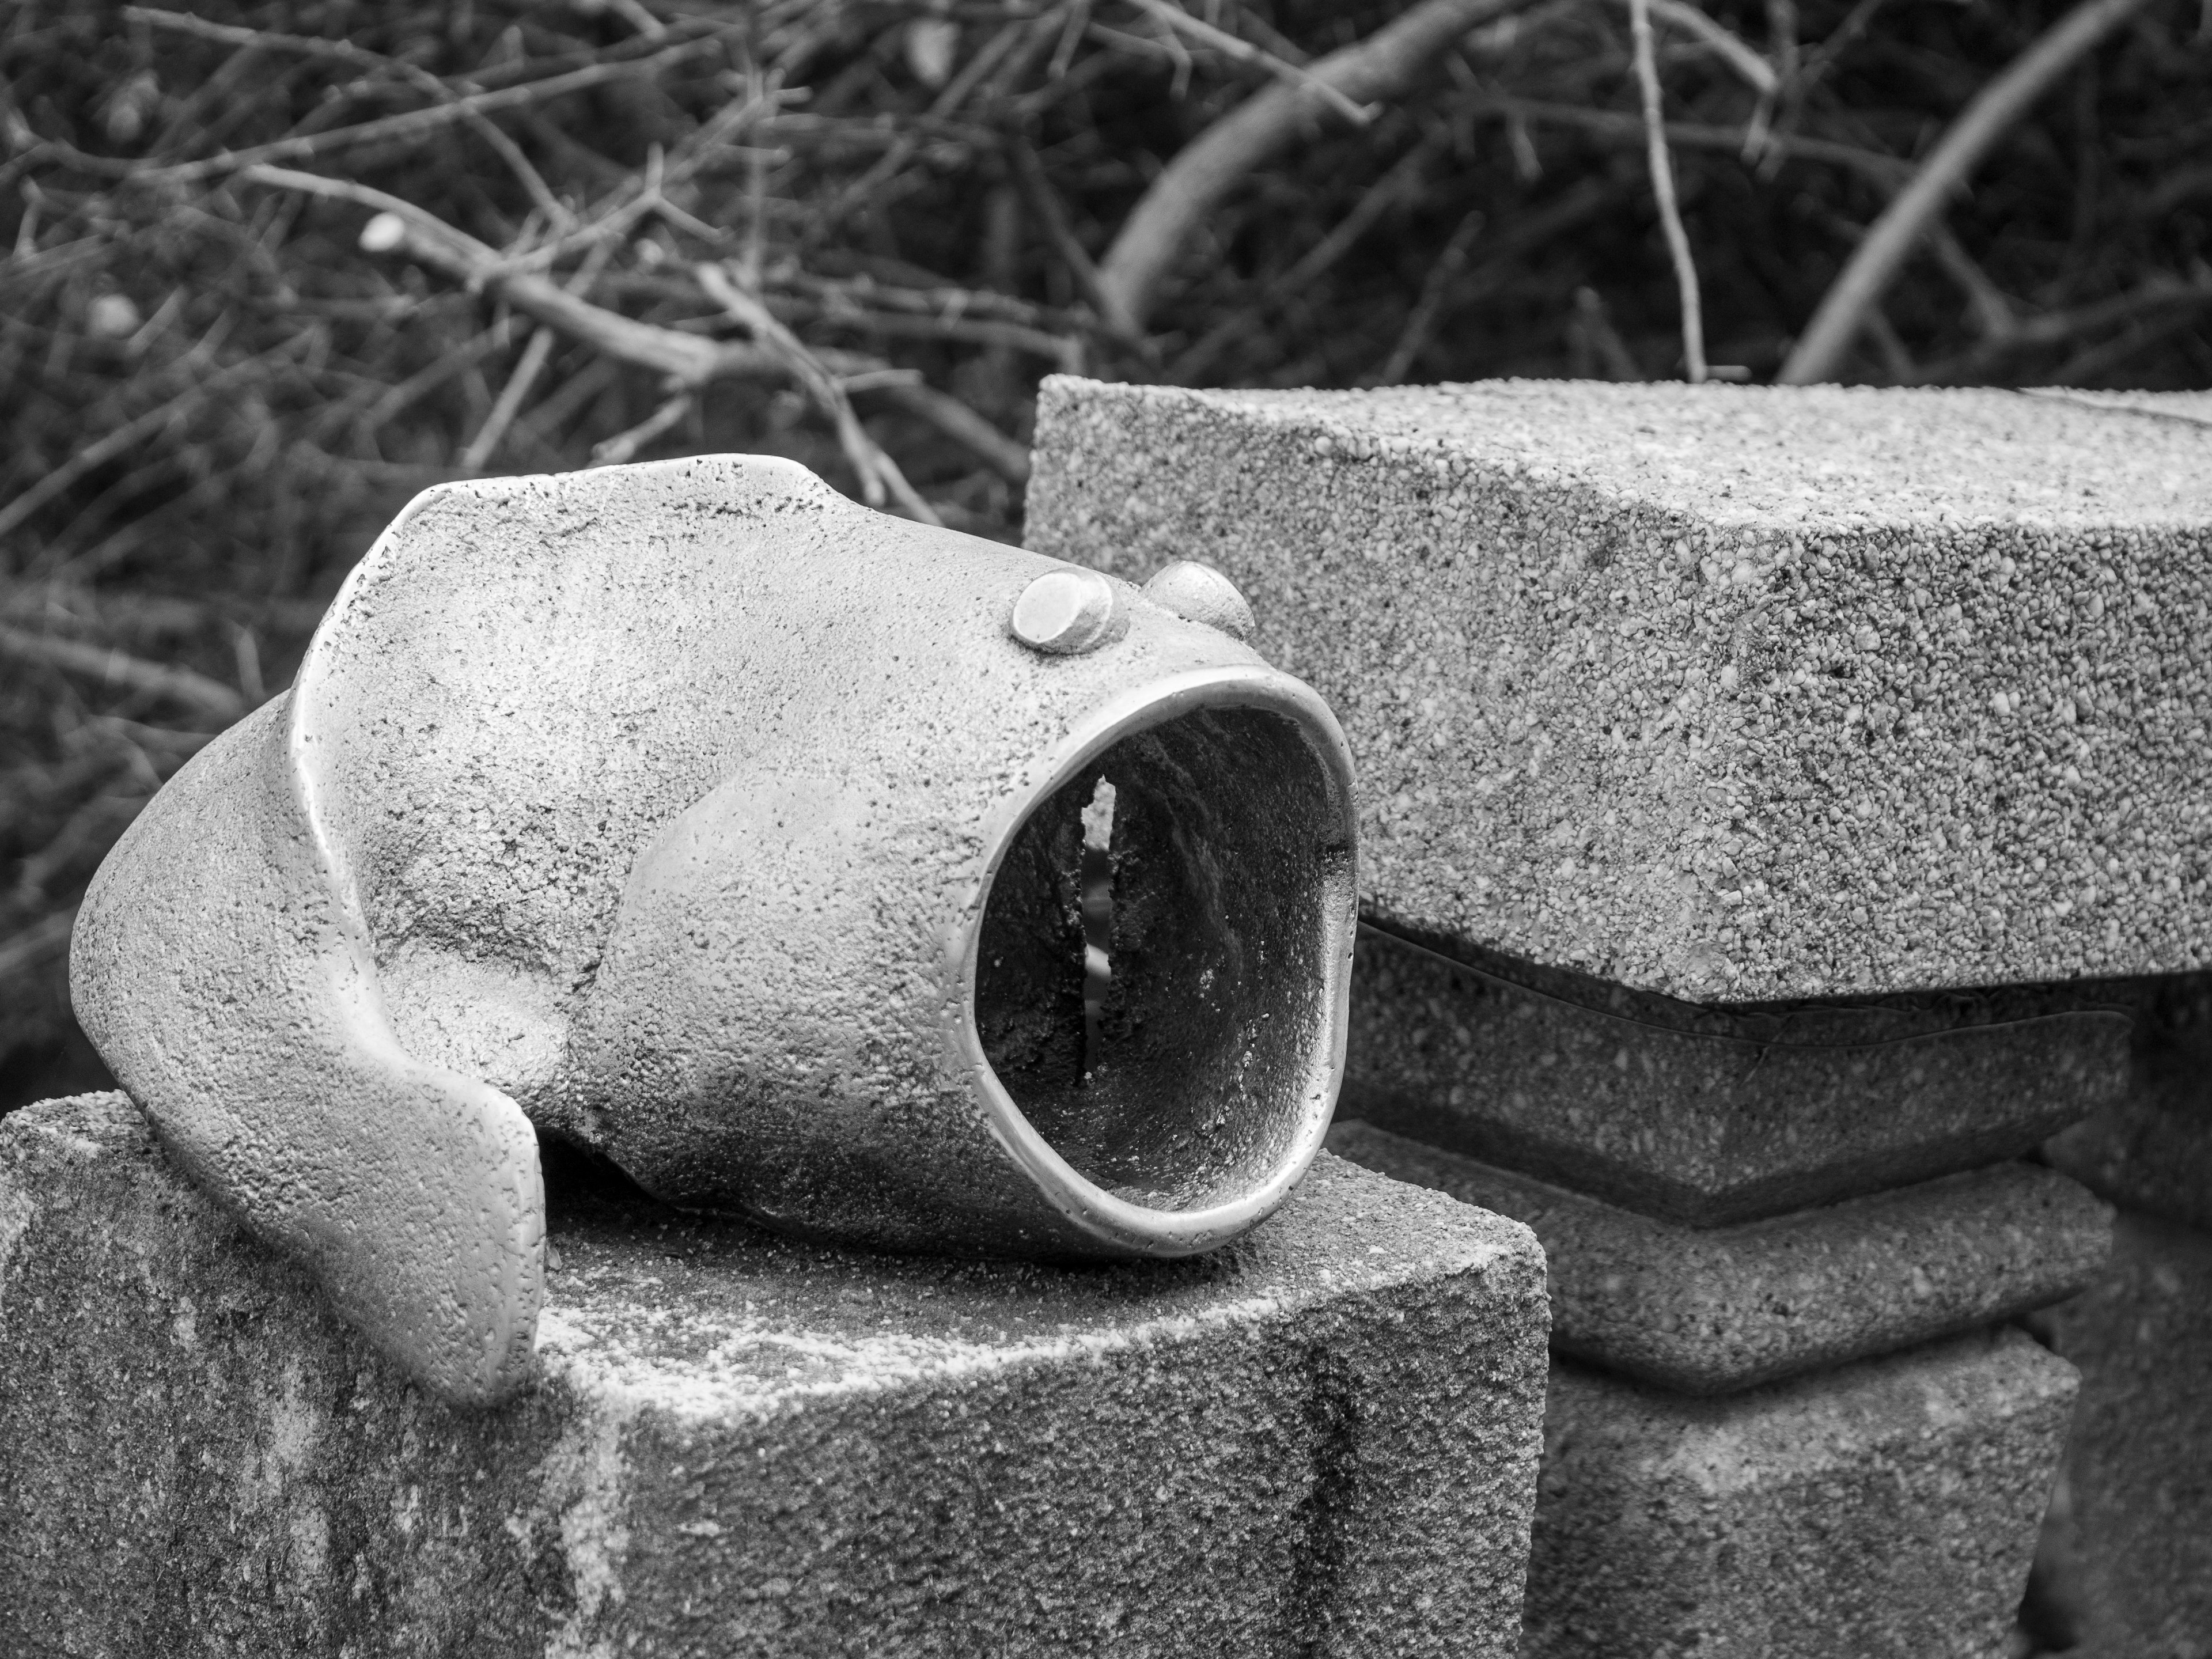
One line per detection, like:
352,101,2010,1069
240,175,1032,493
1620,0,1779,97
0,624,245,722
1631,0,1706,382
0,348,296,544
1778,0,2155,385
1123,0,1377,124
697,263,941,525
1095,0,1545,334
144,36,725,183
0,907,78,987
590,391,695,467
863,382,1032,484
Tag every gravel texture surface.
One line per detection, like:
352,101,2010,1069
1332,1122,2111,1394
0,1093,1547,1659
1027,377,2212,1001
1524,1330,2076,1659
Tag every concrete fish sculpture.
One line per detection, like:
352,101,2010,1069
72,456,1357,1404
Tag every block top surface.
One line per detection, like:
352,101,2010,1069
1026,377,2212,1001
5,1094,1541,1425
1135,381,2212,531
540,1142,1536,1421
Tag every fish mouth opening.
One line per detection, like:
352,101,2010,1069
970,675,1356,1249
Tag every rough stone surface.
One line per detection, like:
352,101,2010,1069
2046,970,2212,1233
1330,1122,2111,1395
0,1094,1549,1658
1343,926,2127,1222
2036,1210,2212,1658
1026,377,2212,1002
1522,1330,2077,1659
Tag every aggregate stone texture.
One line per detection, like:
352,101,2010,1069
2046,969,2212,1233
1025,377,2212,1002
2037,1210,2212,1659
0,1094,1550,1659
1342,925,2128,1222
1522,1329,2078,1659
1329,1121,2111,1395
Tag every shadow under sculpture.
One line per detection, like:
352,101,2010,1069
70,454,1359,1407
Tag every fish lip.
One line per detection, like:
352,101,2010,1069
953,663,1359,1256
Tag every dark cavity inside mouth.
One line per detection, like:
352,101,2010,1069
974,705,1349,1211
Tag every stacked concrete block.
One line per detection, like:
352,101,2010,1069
1028,377,2212,1655
0,1093,1550,1657
2037,968,2212,1654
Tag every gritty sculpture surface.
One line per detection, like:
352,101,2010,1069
71,455,1358,1405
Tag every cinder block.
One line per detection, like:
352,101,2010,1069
0,1094,1550,1658
1524,1330,2077,1659
1343,926,2126,1221
2037,1210,2212,1657
1331,1122,2111,1395
1027,377,2212,1001
2046,969,2212,1233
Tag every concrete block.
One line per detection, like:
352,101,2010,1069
1331,1122,2111,1395
2036,1210,2212,1658
0,1094,1550,1658
1027,377,2212,1001
2046,969,2212,1233
1523,1330,2078,1659
1343,926,2127,1222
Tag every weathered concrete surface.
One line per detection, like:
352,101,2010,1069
1330,1122,2110,1395
1343,926,2127,1222
2035,1210,2212,1658
1027,377,2212,1002
2046,970,2212,1233
0,1093,1549,1658
1522,1330,2077,1659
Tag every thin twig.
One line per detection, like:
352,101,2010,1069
0,907,78,986
1623,0,1779,97
272,168,1029,486
141,39,724,183
696,262,940,524
460,242,616,471
1123,0,1376,124
339,316,520,446
590,391,695,466
1473,94,1913,186
1778,0,2155,384
0,346,296,544
1632,0,1706,382
0,624,245,722
1926,222,2017,340
1375,210,1484,384
1006,136,1123,355
862,381,1031,483
461,327,558,474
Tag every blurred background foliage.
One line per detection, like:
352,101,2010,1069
1,0,2208,1109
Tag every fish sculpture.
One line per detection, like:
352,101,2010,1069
73,455,1357,1404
